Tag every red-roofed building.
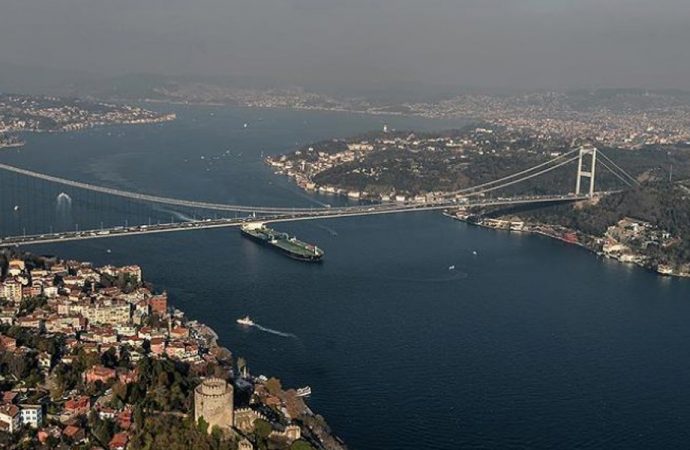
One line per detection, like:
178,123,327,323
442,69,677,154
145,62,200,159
0,335,16,351
0,404,20,432
1,391,18,405
118,368,139,385
165,341,186,359
117,408,133,430
170,326,189,339
109,432,129,450
150,337,166,356
149,294,167,316
63,424,85,442
85,365,117,384
64,396,90,416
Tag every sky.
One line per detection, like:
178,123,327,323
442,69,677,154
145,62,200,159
2,0,690,91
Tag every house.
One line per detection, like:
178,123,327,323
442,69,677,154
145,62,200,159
150,337,166,356
165,341,186,359
118,369,138,385
149,294,167,316
19,404,43,428
63,424,86,443
0,279,23,303
117,408,133,430
170,326,189,339
37,426,61,445
85,365,117,384
64,396,90,417
98,406,117,420
109,432,129,450
0,404,20,433
0,335,17,351
38,352,52,371
2,391,18,405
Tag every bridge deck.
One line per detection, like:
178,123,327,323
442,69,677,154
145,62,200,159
0,195,591,247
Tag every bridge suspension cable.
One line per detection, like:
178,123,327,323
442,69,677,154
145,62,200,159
597,159,635,188
0,162,349,215
596,150,641,187
443,148,581,197
456,154,583,198
0,143,629,218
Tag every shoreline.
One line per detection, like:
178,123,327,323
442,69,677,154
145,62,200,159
444,211,690,279
0,250,345,449
0,114,177,135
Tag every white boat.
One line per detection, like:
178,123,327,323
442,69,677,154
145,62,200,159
237,316,254,326
296,386,312,397
448,265,455,271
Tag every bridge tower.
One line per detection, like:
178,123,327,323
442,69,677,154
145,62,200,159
575,145,597,197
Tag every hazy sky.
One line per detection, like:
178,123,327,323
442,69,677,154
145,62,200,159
2,0,690,90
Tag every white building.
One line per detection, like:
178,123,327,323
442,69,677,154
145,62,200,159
19,404,43,428
0,404,20,433
0,279,23,304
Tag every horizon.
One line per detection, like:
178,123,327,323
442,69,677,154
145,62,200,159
2,0,690,94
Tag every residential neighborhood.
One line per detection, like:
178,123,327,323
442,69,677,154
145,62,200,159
0,252,344,450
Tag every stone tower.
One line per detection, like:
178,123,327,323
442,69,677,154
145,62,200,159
194,377,234,433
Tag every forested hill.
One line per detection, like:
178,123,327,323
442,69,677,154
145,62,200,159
523,182,690,262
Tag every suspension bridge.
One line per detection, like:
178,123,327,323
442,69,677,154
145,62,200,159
0,145,637,247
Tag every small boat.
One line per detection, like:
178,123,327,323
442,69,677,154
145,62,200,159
296,386,312,397
472,251,478,256
236,316,254,326
448,265,455,271
13,205,19,211
243,123,248,128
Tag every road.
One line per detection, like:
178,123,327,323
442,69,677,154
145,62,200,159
0,194,591,247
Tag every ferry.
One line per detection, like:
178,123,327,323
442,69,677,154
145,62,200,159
236,316,255,326
296,386,312,397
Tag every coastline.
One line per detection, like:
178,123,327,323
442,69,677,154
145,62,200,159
0,141,26,150
0,249,345,449
444,211,690,279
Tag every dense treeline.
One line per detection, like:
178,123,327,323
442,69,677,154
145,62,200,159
128,415,235,450
522,182,690,263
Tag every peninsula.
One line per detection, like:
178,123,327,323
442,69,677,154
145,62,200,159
0,94,175,135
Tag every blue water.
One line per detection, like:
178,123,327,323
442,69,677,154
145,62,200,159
2,105,690,449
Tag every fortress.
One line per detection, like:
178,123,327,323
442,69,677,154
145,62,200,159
194,377,234,433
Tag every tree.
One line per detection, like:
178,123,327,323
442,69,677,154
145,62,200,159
254,419,272,439
264,377,282,396
101,347,118,369
290,440,315,450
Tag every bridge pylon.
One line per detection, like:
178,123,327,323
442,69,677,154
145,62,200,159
575,145,597,197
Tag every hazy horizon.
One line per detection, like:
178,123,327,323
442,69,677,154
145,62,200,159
2,0,690,92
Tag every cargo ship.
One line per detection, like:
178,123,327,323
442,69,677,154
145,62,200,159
241,223,324,262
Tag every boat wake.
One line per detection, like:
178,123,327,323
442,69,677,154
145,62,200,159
251,323,297,338
154,207,195,223
314,224,338,236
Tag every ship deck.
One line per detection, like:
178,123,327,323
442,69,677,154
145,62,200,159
273,238,322,257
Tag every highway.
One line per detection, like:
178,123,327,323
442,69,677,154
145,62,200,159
0,194,591,247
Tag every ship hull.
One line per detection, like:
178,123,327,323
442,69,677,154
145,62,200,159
241,228,323,262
